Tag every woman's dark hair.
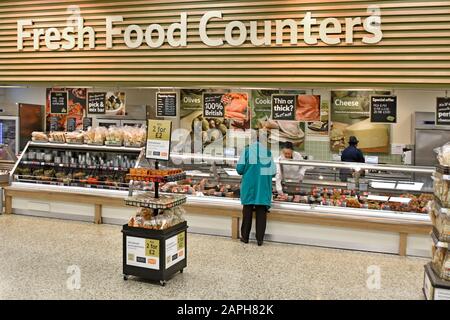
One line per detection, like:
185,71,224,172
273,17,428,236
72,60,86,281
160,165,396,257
282,141,294,150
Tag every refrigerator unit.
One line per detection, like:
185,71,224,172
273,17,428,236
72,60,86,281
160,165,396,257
0,104,19,155
413,112,450,166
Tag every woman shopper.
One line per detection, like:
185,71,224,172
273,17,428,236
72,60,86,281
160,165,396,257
236,130,276,246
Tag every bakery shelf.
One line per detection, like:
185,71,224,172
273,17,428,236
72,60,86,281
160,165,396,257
21,160,131,172
15,174,129,190
29,141,143,153
431,229,449,249
125,193,187,209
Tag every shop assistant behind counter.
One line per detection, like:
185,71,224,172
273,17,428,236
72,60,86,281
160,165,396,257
340,136,365,182
276,142,312,195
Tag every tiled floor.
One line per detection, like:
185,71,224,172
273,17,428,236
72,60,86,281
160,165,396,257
0,214,427,300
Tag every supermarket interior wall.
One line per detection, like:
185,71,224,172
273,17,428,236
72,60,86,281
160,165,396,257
2,87,446,148
0,0,449,88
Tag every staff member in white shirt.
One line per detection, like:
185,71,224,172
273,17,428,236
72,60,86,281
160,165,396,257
276,142,309,195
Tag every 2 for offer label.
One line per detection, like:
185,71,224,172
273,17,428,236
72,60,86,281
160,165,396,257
146,119,172,160
126,236,160,270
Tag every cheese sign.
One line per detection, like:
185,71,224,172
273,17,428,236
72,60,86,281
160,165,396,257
370,96,397,123
146,119,172,160
50,91,68,114
272,94,296,120
436,97,450,126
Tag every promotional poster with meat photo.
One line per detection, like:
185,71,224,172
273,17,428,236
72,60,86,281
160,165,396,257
296,95,321,122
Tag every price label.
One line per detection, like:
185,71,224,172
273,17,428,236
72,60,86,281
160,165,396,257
370,96,397,123
67,117,77,132
146,120,172,160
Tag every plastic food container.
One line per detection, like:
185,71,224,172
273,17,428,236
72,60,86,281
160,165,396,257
44,153,53,162
431,239,450,281
433,172,450,207
431,201,450,242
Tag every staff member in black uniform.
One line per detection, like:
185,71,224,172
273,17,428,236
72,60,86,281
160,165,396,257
340,136,365,182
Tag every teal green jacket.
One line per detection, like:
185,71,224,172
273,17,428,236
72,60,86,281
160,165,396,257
236,142,276,207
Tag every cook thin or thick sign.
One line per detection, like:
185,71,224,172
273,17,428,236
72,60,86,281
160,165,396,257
436,97,450,126
271,94,296,120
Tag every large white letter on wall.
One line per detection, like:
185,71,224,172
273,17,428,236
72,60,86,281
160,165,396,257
363,5,383,44
17,19,32,50
199,11,224,47
106,16,123,49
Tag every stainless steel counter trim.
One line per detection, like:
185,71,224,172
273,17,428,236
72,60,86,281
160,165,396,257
29,142,143,153
170,153,435,174
10,182,431,223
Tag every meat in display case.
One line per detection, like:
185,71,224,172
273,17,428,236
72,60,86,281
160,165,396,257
134,154,435,219
12,141,143,190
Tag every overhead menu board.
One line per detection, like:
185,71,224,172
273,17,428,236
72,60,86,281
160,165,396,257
271,94,296,120
436,97,450,126
203,93,225,118
156,92,177,117
370,96,397,123
88,92,106,114
50,91,68,114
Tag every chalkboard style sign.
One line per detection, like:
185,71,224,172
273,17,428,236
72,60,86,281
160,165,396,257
271,94,296,120
50,91,68,114
436,97,450,126
156,92,177,117
88,92,106,114
370,96,397,123
83,117,93,131
67,117,77,132
49,116,59,132
203,93,225,118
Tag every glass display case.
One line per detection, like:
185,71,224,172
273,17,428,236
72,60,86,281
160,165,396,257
0,143,17,182
133,153,435,220
12,141,143,191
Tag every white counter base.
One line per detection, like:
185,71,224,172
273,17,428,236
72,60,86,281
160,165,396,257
9,195,431,258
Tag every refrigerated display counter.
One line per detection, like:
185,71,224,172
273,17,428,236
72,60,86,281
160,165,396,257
5,148,434,257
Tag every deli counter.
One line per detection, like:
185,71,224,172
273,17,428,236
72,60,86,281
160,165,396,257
5,145,434,257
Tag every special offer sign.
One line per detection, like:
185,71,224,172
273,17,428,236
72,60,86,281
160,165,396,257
146,119,172,161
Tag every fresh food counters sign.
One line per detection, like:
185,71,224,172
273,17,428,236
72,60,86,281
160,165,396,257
16,9,383,51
